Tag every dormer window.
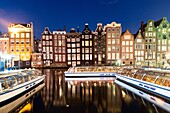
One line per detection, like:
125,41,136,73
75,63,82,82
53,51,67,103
149,22,152,26
27,24,30,28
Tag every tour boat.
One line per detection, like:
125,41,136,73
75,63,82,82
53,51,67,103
0,83,45,113
115,80,170,112
0,69,46,107
115,68,170,101
64,66,116,81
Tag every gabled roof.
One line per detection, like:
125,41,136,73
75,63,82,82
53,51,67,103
42,27,52,35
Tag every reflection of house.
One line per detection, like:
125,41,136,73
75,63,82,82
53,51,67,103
31,53,42,67
8,23,34,68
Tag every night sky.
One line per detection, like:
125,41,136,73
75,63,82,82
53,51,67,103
0,0,170,38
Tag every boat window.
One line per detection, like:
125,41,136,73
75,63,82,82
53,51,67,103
13,74,25,85
134,69,145,80
165,73,170,77
162,79,170,87
5,76,17,88
155,77,165,85
142,72,156,83
0,78,9,90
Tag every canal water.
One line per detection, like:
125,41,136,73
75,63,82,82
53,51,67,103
11,69,168,113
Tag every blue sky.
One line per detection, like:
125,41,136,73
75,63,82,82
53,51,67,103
0,0,170,38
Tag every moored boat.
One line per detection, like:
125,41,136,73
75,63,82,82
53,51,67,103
64,66,116,81
0,69,46,107
115,68,170,101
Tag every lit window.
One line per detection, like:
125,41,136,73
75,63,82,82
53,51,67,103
90,54,92,60
11,33,14,38
15,33,19,38
108,39,111,44
122,41,125,45
90,41,92,46
72,44,76,47
85,54,89,60
130,41,133,45
85,41,89,46
77,43,80,47
26,33,30,38
21,33,25,38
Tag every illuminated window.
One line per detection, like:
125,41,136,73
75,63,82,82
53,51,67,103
21,33,25,38
85,54,89,60
108,39,111,44
126,41,129,45
112,40,115,44
130,41,133,45
72,44,76,47
77,54,80,60
108,33,111,38
16,33,19,38
82,41,84,46
122,41,125,45
90,41,92,46
26,33,30,38
85,41,89,46
72,38,75,42
90,54,92,60
11,33,14,38
67,54,71,60
63,55,66,62
77,43,80,47
108,53,111,59
67,49,71,53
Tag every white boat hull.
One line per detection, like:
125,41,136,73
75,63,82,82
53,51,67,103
115,80,170,112
0,75,45,106
115,74,170,100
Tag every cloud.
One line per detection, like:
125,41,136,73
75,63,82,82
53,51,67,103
99,0,119,5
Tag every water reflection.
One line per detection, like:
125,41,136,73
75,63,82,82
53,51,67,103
13,69,168,113
37,69,153,113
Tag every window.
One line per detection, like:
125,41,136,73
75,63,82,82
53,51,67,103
82,41,84,46
21,33,25,38
11,33,14,38
130,41,133,45
26,33,30,38
26,40,29,44
67,49,71,53
11,40,14,44
77,43,80,47
122,41,125,45
85,54,89,60
26,47,29,51
108,39,111,44
16,33,19,38
85,41,89,46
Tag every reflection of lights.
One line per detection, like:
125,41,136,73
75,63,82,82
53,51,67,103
59,86,62,97
94,83,97,87
66,104,69,107
122,90,126,98
81,83,84,87
107,83,110,87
